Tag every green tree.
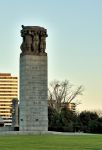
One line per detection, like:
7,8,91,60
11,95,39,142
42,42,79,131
79,111,99,133
60,107,76,132
48,106,78,132
48,106,62,131
89,117,102,133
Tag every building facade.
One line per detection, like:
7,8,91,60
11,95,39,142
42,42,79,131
49,100,76,112
0,73,18,126
61,102,76,112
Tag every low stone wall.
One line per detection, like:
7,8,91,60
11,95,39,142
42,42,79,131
0,130,93,136
0,126,14,132
0,131,48,135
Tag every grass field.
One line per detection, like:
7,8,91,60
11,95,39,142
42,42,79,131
0,134,102,150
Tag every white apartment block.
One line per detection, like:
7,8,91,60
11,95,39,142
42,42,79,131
0,73,18,126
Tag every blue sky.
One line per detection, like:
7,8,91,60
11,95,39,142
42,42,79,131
0,0,102,111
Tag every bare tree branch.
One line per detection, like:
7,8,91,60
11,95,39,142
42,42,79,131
48,80,84,112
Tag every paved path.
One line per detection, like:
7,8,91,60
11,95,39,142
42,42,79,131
0,130,94,136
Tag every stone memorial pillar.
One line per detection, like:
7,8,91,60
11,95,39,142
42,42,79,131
19,25,48,131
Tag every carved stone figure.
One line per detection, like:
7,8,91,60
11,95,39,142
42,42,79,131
20,25,48,56
25,34,32,51
40,36,46,53
32,32,39,53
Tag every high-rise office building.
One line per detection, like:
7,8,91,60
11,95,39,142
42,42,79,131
0,73,18,126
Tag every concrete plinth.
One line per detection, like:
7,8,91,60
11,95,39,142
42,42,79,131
19,55,48,131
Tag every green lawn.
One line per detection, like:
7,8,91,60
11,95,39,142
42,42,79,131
0,134,102,150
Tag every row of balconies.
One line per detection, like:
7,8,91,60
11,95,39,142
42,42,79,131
0,110,11,112
0,114,11,116
0,106,11,108
0,94,17,96
0,98,17,100
0,90,17,92
0,95,18,98
0,76,17,79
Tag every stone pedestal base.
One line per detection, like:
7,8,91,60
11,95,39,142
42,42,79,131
19,55,48,131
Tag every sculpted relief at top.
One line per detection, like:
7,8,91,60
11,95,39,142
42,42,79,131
20,25,48,56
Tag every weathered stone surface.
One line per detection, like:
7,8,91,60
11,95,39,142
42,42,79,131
19,55,48,131
20,25,48,56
